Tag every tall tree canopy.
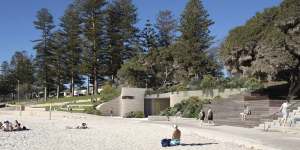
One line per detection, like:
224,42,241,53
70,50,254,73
140,19,159,52
61,4,83,96
155,10,177,47
0,61,15,100
76,0,107,94
118,0,220,88
10,51,34,98
220,0,300,100
51,31,67,98
174,0,216,82
106,0,139,82
33,8,56,98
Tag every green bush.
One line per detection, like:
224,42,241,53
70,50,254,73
200,75,217,90
160,96,208,118
244,77,264,91
83,107,101,116
125,111,144,118
100,83,121,102
45,106,58,111
227,77,246,89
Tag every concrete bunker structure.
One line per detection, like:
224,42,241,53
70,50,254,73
97,87,246,117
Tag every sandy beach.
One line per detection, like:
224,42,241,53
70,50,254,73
0,110,250,150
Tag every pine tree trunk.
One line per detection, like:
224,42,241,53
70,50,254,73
44,87,47,101
71,76,74,97
87,76,90,95
56,85,60,100
92,17,98,95
93,68,97,95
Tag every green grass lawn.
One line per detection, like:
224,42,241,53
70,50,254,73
36,95,101,104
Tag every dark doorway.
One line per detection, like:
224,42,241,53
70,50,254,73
144,98,170,117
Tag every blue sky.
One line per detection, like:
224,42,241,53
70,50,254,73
0,0,282,62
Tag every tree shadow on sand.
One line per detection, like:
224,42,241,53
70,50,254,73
180,143,218,146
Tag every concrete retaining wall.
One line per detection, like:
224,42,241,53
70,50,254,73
96,96,121,116
98,88,246,117
168,88,246,107
120,88,146,117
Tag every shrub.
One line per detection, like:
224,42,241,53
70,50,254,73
125,111,144,118
200,75,217,90
244,77,264,91
100,83,121,102
160,96,208,118
176,84,188,92
45,106,58,111
83,107,101,116
227,77,246,89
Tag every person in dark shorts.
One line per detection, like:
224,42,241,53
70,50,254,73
199,109,205,127
207,107,214,125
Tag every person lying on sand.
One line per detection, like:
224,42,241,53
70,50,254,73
3,121,13,132
76,123,88,129
13,120,28,131
66,123,88,129
1,120,28,132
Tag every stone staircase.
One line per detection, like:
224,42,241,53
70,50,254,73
255,105,300,131
203,93,285,128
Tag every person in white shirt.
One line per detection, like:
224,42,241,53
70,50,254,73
279,100,289,127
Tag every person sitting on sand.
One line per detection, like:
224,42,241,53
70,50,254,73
170,124,181,146
76,123,88,129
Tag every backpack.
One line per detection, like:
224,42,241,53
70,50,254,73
161,139,171,147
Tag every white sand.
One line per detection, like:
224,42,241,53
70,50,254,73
0,110,250,150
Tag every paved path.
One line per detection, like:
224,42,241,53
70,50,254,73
147,119,300,150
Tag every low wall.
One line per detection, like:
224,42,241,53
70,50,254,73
96,96,121,116
169,88,246,107
148,116,197,122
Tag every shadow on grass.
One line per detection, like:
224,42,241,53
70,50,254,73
180,142,218,146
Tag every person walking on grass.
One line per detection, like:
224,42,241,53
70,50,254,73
207,107,214,125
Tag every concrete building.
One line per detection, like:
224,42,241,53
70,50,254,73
97,87,246,117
